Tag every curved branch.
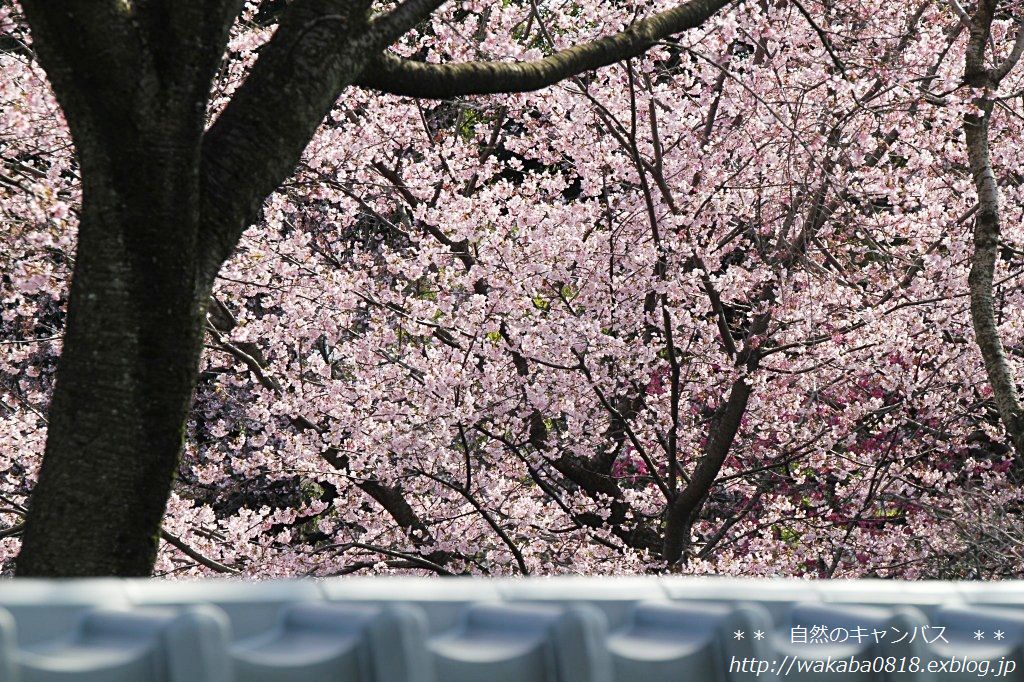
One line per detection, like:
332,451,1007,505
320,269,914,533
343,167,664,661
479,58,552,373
354,0,734,97
324,541,456,575
0,523,25,540
992,20,1024,83
160,529,240,574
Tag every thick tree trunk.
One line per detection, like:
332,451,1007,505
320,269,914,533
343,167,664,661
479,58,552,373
12,0,236,577
16,133,207,576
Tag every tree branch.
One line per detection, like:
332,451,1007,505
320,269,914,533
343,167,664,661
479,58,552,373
160,528,240,574
0,523,24,540
198,0,376,286
791,0,846,75
965,0,996,86
366,0,449,47
963,3,1024,461
354,0,734,97
321,541,456,575
415,468,531,575
992,20,1024,83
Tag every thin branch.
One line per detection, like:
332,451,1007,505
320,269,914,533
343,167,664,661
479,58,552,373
207,324,282,393
160,529,240,574
791,0,846,75
321,541,456,575
366,0,449,48
416,469,531,575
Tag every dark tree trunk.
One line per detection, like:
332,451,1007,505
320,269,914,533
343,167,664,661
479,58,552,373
16,129,208,576
662,311,765,566
13,0,241,577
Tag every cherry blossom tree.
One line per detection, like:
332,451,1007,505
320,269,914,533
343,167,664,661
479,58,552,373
2,0,1024,579
4,0,733,576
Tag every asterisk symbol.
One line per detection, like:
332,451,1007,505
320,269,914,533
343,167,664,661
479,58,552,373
754,630,765,640
974,630,985,641
734,630,745,640
994,630,1005,641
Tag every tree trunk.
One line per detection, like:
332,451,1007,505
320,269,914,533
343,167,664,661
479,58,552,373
662,311,766,565
16,129,207,576
964,102,1024,462
662,375,752,564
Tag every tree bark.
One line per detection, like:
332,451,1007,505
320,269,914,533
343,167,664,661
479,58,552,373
962,1,1024,462
660,292,767,564
964,102,1024,460
15,130,209,576
14,0,230,576
354,0,733,97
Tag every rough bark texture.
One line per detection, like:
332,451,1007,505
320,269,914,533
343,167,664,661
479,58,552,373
963,1,1024,462
15,151,210,576
14,0,237,576
965,104,1024,459
197,0,376,287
